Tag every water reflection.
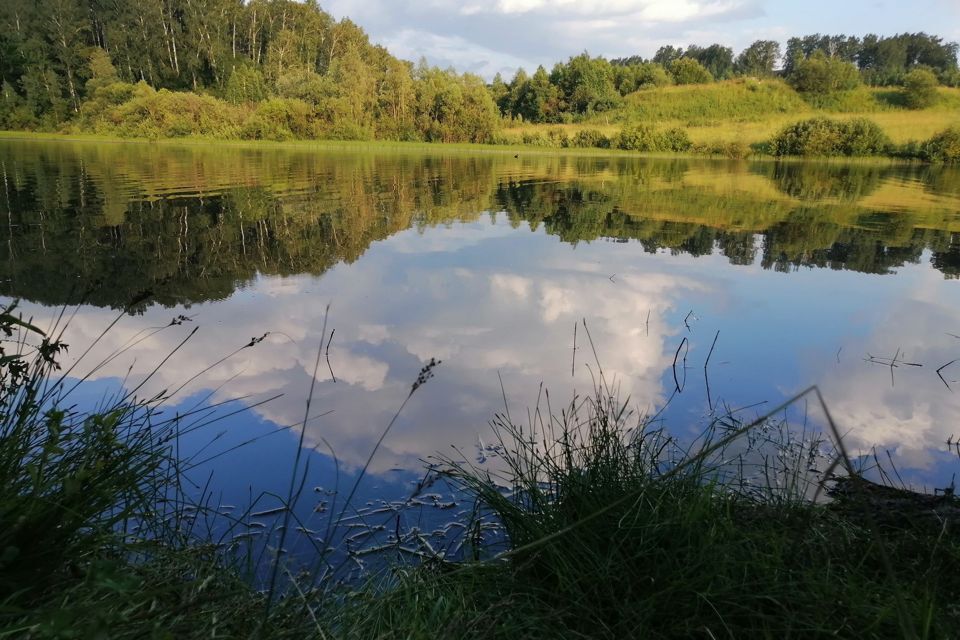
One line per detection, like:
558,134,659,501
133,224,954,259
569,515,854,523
1,140,959,488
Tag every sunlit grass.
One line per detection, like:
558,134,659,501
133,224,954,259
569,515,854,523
503,83,960,149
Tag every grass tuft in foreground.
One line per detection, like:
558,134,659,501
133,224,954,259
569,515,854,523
334,378,960,639
0,304,318,638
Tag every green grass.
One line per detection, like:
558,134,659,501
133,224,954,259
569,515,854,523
332,379,960,639
503,81,960,153
623,77,809,123
0,302,321,638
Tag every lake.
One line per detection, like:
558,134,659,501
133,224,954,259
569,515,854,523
2,139,960,546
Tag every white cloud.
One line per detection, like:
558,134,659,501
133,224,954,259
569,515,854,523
18,216,707,474
325,0,950,80
325,0,764,79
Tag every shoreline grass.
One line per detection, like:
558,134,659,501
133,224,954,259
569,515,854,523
0,129,937,168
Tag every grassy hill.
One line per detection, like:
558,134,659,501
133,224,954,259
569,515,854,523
501,79,960,150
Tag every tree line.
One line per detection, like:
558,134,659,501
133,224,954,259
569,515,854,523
497,33,958,123
0,0,957,139
0,0,498,141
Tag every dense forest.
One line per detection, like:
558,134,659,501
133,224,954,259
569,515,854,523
0,0,498,141
0,0,958,144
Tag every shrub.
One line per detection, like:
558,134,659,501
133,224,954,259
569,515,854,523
615,124,661,151
693,140,752,159
520,129,569,148
570,129,611,148
902,68,939,109
669,58,713,85
921,127,960,163
636,63,673,90
241,98,316,141
940,68,960,88
788,52,860,96
615,125,692,153
661,127,693,152
92,83,244,139
769,117,891,157
837,118,892,155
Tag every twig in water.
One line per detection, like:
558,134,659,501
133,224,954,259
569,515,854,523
672,337,689,394
571,322,577,377
645,309,650,337
704,330,720,411
937,359,957,391
325,328,336,383
684,310,695,332
836,347,842,364
864,348,922,388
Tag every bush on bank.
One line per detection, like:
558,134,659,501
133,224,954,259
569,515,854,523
769,117,892,156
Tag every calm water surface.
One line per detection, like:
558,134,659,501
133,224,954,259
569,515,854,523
3,139,960,510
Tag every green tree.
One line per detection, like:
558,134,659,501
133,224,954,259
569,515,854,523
613,62,671,93
736,40,781,77
653,46,684,67
84,48,120,95
224,65,268,104
505,68,530,120
552,53,620,114
685,44,734,79
488,72,509,116
514,66,559,122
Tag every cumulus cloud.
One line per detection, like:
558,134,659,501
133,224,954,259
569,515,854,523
325,0,763,78
811,270,960,472
17,217,708,475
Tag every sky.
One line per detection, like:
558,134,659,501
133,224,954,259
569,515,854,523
322,0,960,80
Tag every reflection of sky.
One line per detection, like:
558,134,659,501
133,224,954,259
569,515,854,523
13,213,960,492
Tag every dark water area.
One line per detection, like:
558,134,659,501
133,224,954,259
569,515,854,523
2,139,960,533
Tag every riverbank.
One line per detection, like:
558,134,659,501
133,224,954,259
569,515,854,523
0,128,948,166
3,304,959,639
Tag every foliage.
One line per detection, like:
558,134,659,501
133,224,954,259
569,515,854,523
683,44,735,80
615,124,692,152
921,127,960,163
902,68,940,109
521,129,569,148
341,382,960,639
769,117,892,156
551,53,622,115
86,83,245,139
0,0,495,144
0,0,957,150
415,66,500,143
242,98,317,141
859,33,960,86
669,58,714,85
224,65,269,105
736,40,781,77
612,62,672,94
569,129,611,148
788,51,862,96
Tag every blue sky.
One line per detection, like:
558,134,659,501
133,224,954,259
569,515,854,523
323,0,960,79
